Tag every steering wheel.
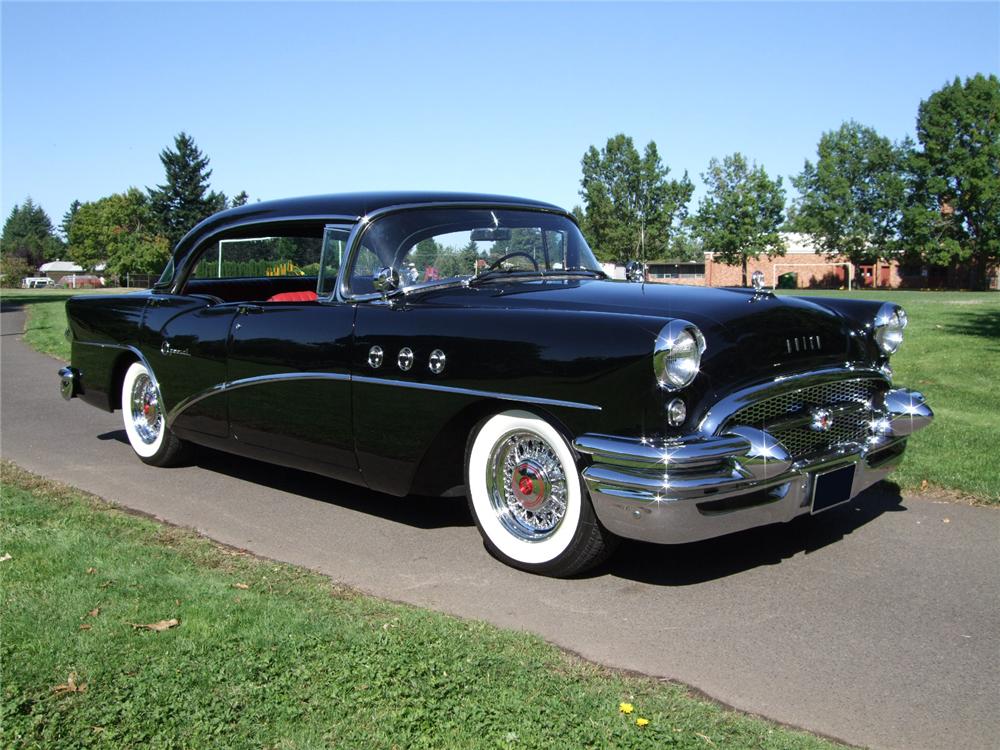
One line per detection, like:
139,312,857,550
485,252,539,273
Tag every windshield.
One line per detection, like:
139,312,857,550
344,207,603,296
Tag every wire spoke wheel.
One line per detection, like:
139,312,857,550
487,430,568,541
129,372,163,445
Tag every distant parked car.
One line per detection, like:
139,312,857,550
21,277,54,288
58,192,933,576
57,275,104,289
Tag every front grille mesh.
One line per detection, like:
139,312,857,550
724,378,886,460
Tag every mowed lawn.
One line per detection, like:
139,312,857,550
0,462,842,750
3,287,997,502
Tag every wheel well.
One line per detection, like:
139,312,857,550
108,353,139,411
409,400,577,497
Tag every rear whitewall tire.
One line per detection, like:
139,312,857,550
120,361,187,466
466,410,616,576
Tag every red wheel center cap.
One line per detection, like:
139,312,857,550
143,404,151,415
518,476,534,495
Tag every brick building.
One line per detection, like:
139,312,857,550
643,233,902,289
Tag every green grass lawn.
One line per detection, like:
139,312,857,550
783,290,1000,503
0,288,129,361
3,287,997,502
0,462,842,750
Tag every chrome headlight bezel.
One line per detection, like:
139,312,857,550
873,302,907,355
654,320,706,391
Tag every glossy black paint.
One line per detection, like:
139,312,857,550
65,193,892,499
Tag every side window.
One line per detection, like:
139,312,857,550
191,236,323,280
318,226,352,297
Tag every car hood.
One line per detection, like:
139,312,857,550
411,278,861,381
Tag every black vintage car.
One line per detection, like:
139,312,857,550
60,192,933,576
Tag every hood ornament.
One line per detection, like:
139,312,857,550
749,270,774,301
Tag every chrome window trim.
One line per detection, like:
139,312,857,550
333,202,575,304
697,365,889,436
169,214,360,295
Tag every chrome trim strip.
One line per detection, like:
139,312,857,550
166,372,350,425
352,375,601,411
697,365,889,435
74,340,162,407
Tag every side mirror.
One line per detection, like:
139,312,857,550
625,260,646,283
373,266,400,295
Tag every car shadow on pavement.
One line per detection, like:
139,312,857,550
97,429,905,577
187,443,474,531
594,482,906,585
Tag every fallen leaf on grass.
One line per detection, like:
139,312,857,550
52,673,87,694
920,479,929,491
79,624,92,631
233,583,250,590
0,553,12,563
695,732,715,746
86,567,96,574
87,608,100,618
130,619,179,632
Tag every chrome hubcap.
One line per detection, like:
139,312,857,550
130,373,162,445
487,430,568,541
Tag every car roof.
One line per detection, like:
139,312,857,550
172,191,566,258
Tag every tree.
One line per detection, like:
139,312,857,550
60,199,82,241
791,121,909,277
0,198,63,267
577,134,694,264
68,188,170,277
905,74,1000,288
0,254,34,288
230,191,249,208
148,132,226,249
693,153,786,286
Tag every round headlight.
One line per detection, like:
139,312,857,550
874,303,907,355
654,320,706,390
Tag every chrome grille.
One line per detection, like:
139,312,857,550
724,378,886,460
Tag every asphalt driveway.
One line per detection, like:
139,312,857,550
2,299,998,750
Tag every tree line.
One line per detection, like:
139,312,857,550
2,74,996,289
0,132,247,286
575,74,999,288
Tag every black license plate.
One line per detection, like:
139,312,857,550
811,464,856,514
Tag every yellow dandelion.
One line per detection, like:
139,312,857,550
636,717,650,727
619,702,634,714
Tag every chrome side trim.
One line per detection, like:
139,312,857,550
352,375,602,411
166,371,350,425
697,365,888,435
74,340,162,409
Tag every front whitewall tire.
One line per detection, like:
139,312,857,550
466,410,616,576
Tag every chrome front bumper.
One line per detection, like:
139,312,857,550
575,388,933,544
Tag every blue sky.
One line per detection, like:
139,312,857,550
2,2,998,231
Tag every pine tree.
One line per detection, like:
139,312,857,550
0,197,63,267
61,200,82,241
148,132,227,249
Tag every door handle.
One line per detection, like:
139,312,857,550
237,304,263,315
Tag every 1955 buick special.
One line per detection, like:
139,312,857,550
59,192,933,576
